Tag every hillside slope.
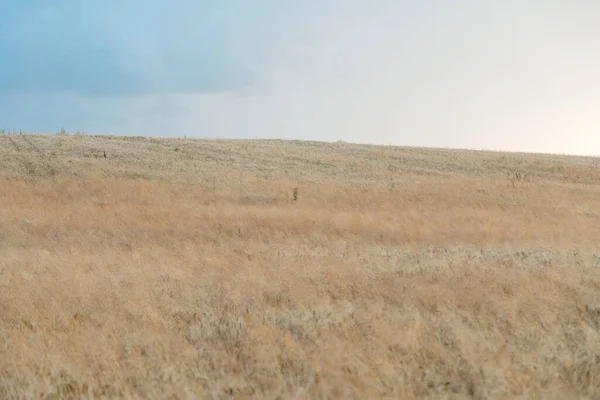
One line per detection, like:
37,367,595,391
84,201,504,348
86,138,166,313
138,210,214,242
1,133,600,399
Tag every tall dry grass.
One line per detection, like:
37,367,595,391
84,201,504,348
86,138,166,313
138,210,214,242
1,134,600,399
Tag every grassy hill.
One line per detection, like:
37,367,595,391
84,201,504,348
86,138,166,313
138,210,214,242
1,133,600,399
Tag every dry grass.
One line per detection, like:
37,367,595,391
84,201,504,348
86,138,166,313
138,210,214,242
1,133,600,399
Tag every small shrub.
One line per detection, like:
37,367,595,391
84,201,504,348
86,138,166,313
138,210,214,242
292,187,298,201
509,171,528,187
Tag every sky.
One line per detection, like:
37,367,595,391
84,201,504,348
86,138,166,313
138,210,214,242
1,1,599,155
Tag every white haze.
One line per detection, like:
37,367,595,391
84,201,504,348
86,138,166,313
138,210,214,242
3,1,599,155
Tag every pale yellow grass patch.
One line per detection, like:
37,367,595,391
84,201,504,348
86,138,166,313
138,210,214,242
1,134,600,399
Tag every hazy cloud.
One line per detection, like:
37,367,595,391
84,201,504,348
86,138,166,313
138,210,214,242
0,0,295,95
1,1,599,154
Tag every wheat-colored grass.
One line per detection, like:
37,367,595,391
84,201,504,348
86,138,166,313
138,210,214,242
1,133,600,399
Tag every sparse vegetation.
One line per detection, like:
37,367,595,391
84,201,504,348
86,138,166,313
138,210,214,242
0,128,25,135
1,134,600,399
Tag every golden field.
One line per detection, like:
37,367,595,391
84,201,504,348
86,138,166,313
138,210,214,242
1,133,600,399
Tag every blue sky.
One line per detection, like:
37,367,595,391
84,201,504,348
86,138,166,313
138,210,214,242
1,1,599,155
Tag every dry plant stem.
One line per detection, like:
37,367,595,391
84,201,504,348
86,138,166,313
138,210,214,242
1,133,600,399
